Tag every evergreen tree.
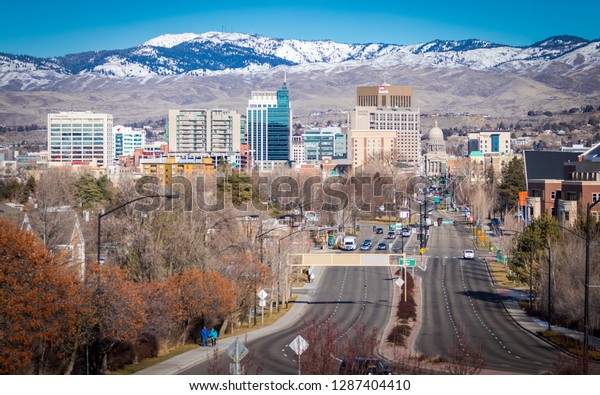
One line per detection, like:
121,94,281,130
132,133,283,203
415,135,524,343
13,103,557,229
508,215,562,285
22,175,36,203
74,174,105,209
217,171,254,206
485,165,496,187
496,157,526,213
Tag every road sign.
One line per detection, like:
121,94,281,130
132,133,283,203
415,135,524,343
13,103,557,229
258,289,268,300
395,278,404,288
226,338,249,362
258,299,267,307
406,258,416,267
419,247,425,255
289,335,309,356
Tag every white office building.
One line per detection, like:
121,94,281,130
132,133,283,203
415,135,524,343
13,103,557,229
48,111,113,167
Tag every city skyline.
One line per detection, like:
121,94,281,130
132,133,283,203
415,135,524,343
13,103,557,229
2,1,600,57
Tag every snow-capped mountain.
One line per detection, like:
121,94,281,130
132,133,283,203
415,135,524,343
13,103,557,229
0,32,598,83
1,32,599,125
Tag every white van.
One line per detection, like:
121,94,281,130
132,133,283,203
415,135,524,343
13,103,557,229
341,236,357,251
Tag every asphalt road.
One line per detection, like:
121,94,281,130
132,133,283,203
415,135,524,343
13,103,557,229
415,211,563,374
181,224,397,374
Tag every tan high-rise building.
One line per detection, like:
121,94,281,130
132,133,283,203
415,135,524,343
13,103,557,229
356,85,413,108
350,130,397,168
350,84,421,168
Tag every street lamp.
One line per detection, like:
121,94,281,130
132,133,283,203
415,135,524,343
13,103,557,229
583,199,600,374
526,202,535,312
97,194,178,264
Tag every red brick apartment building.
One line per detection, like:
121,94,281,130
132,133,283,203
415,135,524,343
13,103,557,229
525,144,600,226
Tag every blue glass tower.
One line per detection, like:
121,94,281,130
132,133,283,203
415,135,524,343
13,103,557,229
246,82,291,168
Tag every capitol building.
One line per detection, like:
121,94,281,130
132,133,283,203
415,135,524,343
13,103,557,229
423,121,448,176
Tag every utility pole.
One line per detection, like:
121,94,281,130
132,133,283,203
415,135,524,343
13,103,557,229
583,200,599,374
419,199,423,249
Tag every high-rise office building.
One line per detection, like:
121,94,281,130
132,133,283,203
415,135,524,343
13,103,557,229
48,111,113,167
350,84,421,168
246,81,292,169
303,127,347,162
113,125,145,158
167,109,241,154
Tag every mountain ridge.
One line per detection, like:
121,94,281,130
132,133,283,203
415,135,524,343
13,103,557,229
1,32,599,125
1,32,597,80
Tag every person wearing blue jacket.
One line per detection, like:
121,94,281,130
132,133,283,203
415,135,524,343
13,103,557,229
209,327,218,347
200,326,209,347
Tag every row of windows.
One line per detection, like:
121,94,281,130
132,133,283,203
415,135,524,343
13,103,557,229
50,132,106,136
51,141,105,147
538,191,600,201
50,123,107,127
369,113,417,122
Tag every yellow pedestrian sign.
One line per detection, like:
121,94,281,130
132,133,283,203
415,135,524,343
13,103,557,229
419,247,425,255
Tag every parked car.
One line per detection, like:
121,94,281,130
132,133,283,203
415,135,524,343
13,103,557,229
375,227,384,234
377,242,388,250
463,249,475,259
360,239,373,251
401,227,411,237
339,357,393,375
386,231,396,239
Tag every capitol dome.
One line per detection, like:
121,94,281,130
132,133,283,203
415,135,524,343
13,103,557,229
428,121,444,141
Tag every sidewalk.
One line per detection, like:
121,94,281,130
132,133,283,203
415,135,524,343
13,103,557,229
135,265,326,375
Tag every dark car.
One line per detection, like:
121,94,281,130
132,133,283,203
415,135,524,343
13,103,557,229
360,239,373,251
386,231,396,239
339,357,393,375
377,242,388,250
375,227,384,234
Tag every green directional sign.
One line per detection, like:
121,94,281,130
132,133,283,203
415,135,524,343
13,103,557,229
398,257,417,267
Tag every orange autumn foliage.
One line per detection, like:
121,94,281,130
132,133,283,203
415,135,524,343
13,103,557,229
168,269,236,328
0,218,85,374
84,263,146,343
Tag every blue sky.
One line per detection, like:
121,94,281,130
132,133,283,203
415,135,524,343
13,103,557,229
2,1,599,57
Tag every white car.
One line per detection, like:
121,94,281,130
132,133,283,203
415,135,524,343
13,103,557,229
463,249,475,260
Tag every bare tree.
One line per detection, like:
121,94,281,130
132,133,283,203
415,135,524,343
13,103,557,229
443,326,485,375
31,167,76,248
